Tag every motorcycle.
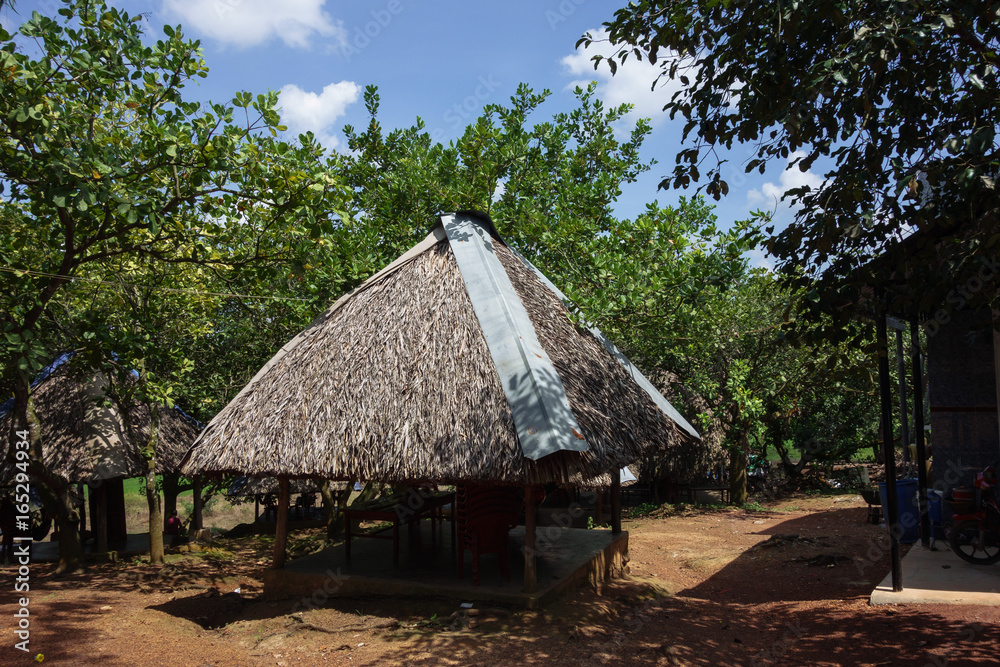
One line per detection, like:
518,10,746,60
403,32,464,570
947,465,1000,565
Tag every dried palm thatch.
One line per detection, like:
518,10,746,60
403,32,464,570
1,362,200,484
640,369,727,483
182,213,698,486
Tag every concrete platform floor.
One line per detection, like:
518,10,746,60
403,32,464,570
871,543,1000,605
266,520,629,609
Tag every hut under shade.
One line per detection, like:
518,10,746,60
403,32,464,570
181,211,699,586
1,359,201,550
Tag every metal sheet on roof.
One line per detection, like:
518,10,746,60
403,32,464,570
441,212,589,460
505,245,701,440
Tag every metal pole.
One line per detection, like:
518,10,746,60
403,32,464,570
896,329,910,465
877,308,903,591
911,317,931,547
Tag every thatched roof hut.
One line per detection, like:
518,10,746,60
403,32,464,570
181,211,698,487
1,360,200,484
637,369,727,482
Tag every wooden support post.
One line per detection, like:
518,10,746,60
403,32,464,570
254,495,260,523
610,472,622,534
106,478,127,543
94,483,108,553
77,483,86,536
273,477,290,568
877,307,903,591
911,317,931,547
896,328,910,464
192,475,204,531
523,485,537,593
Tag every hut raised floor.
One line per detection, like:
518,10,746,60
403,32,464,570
264,521,629,610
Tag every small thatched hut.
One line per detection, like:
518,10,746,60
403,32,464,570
1,358,201,545
2,362,198,481
181,211,699,580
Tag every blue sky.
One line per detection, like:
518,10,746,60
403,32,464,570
5,0,825,266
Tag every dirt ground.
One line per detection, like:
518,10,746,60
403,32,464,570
2,492,999,666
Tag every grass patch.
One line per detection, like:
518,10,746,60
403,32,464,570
741,500,768,512
624,501,662,519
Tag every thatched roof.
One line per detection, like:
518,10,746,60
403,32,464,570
1,362,200,484
181,211,698,486
637,369,727,483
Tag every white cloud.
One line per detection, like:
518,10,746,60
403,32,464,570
561,28,692,126
278,81,361,151
746,247,775,271
163,0,347,49
747,151,824,211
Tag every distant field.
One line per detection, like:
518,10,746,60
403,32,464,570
86,476,255,535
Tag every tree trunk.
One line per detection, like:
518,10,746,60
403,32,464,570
91,481,108,553
353,481,379,505
729,442,749,506
145,405,164,566
111,372,164,566
49,480,84,574
12,375,83,573
774,438,809,478
320,481,354,539
339,482,378,537
192,476,203,531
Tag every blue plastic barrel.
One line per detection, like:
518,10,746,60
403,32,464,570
878,479,920,543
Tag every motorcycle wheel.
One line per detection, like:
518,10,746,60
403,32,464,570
948,520,1000,565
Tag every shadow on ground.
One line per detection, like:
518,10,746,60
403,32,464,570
11,504,999,666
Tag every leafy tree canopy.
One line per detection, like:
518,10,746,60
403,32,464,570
0,0,347,392
584,0,1000,326
0,0,348,571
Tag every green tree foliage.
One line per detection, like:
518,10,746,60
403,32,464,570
0,0,347,571
584,0,1000,322
338,82,655,269
563,202,879,502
